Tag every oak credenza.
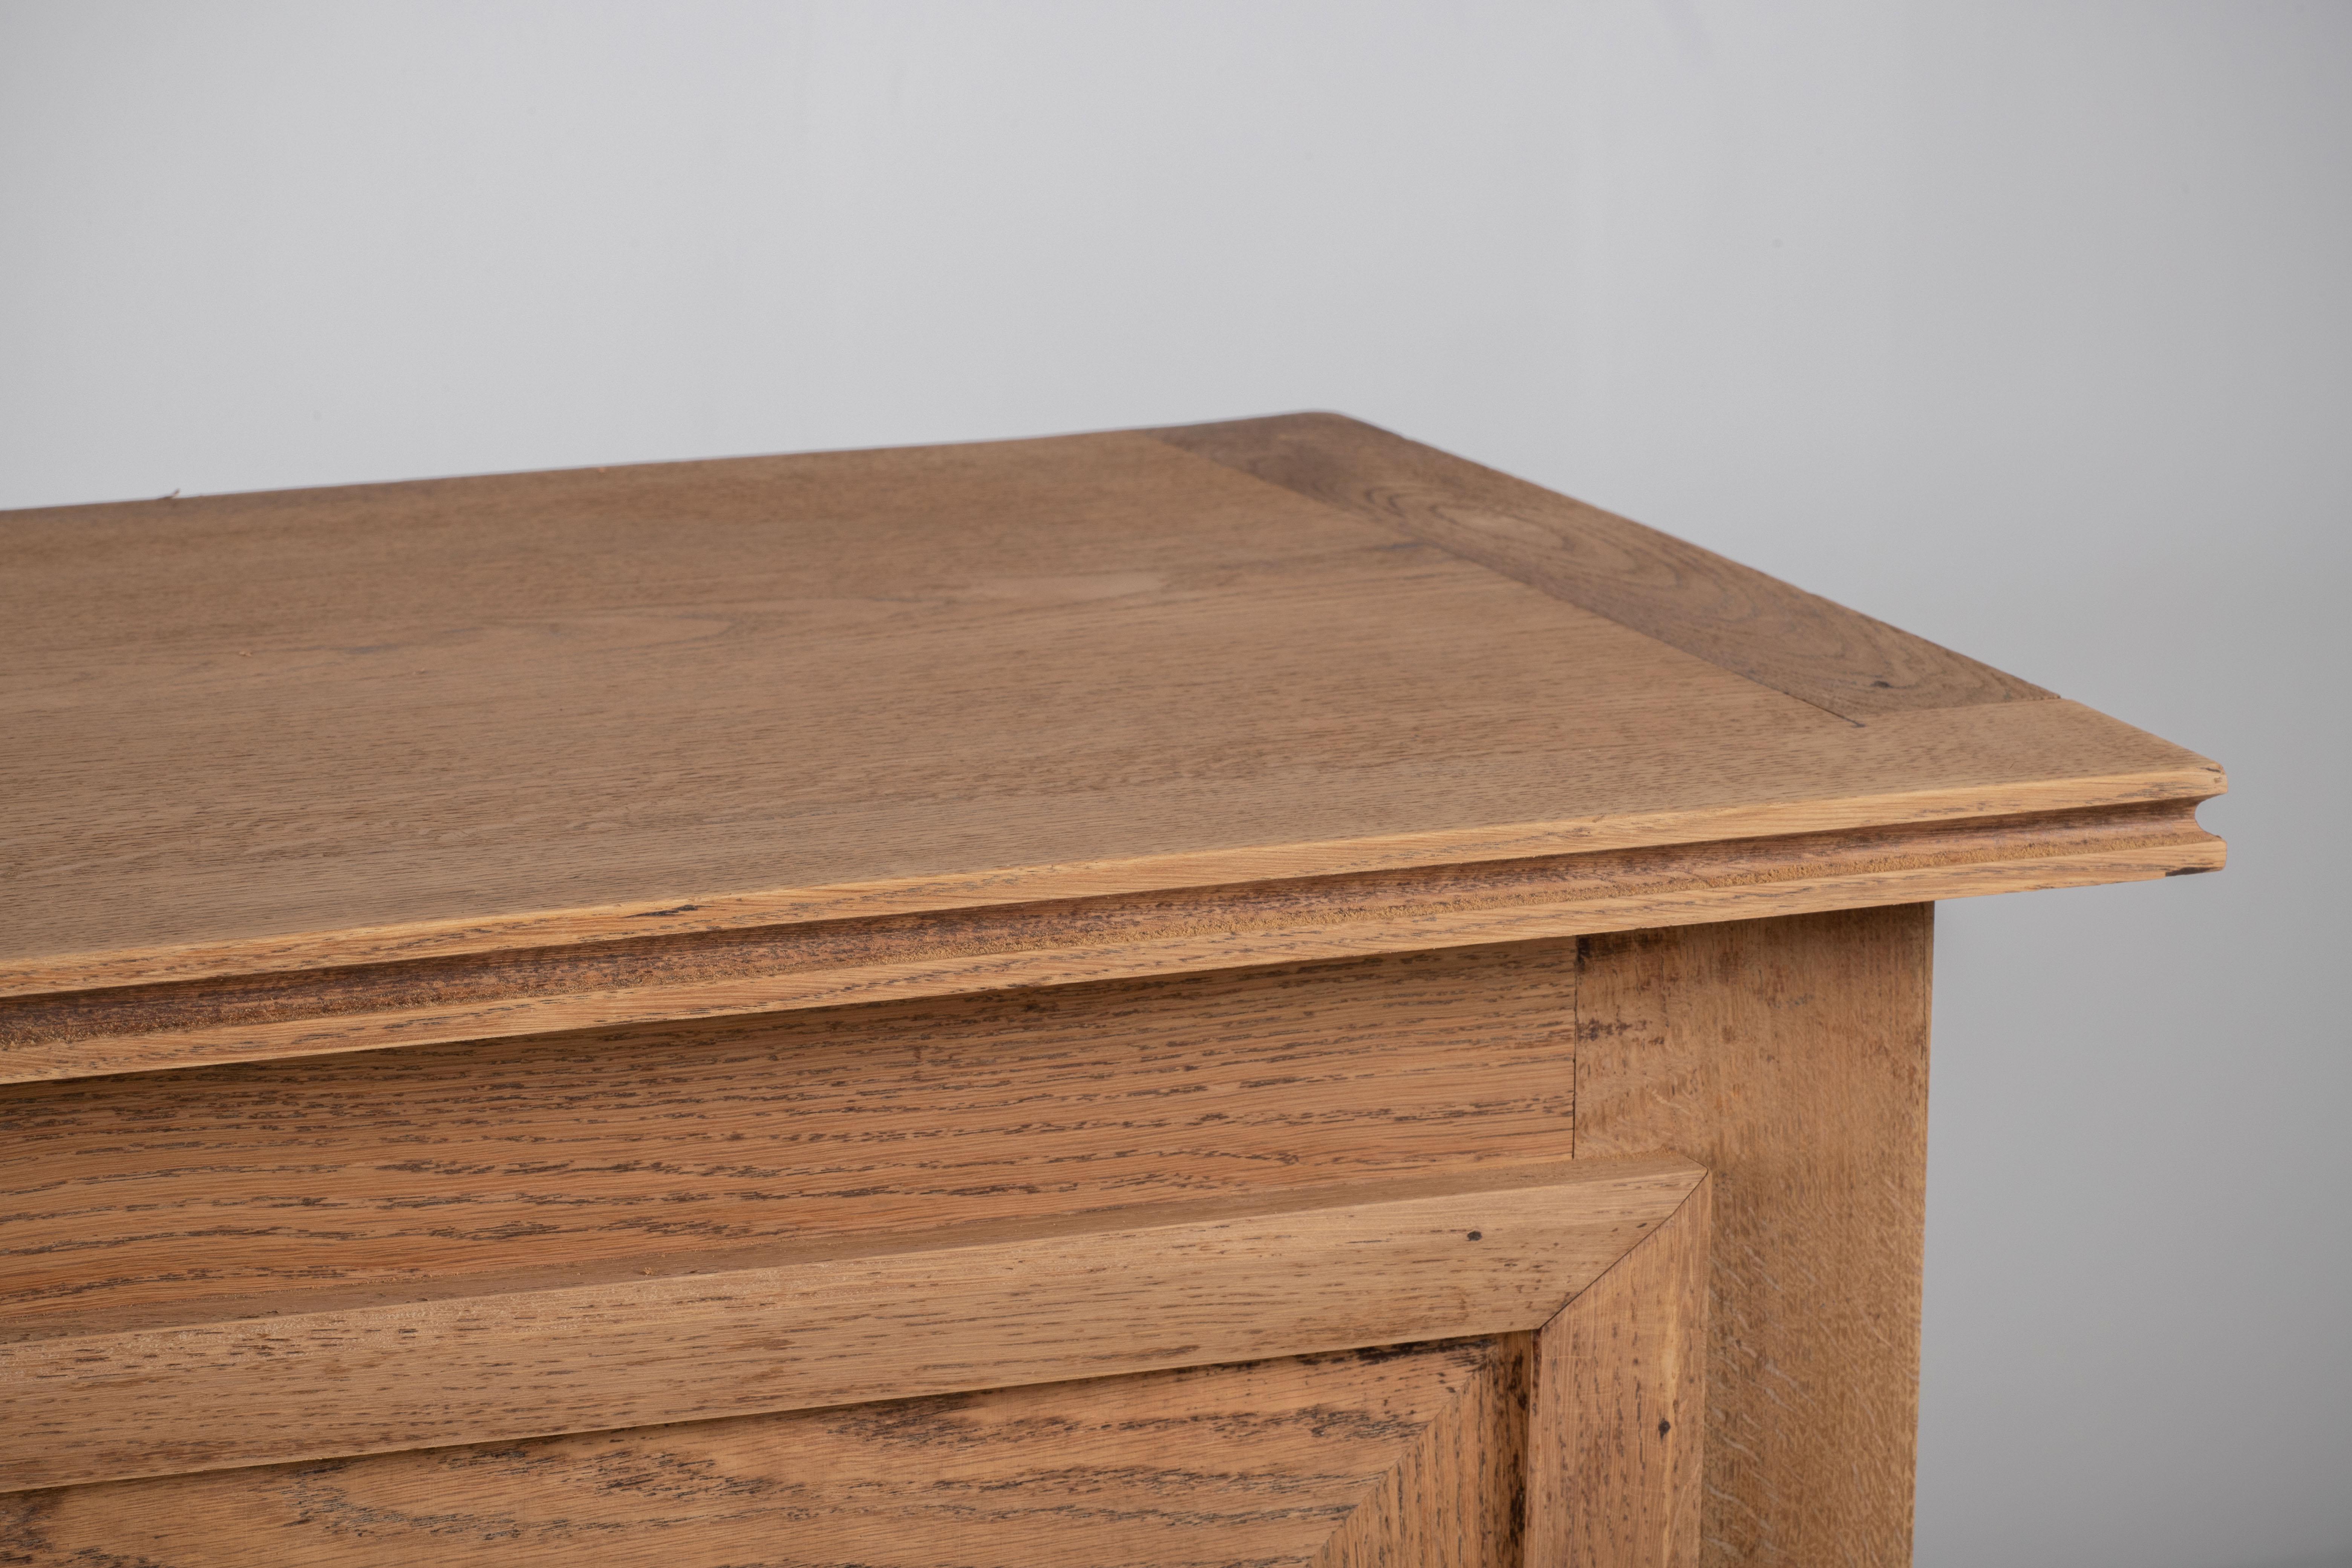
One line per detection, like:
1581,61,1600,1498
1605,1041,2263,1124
0,414,2223,1565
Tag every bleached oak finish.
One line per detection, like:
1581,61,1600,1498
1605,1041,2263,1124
2,418,2218,1086
0,1155,1701,1492
1308,1336,1534,1568
0,942,1586,1337
0,414,2220,1558
0,793,2213,1084
1529,1174,1710,1566
0,1184,1715,1566
1576,908,1932,1566
1152,413,2045,721
0,1339,1535,1568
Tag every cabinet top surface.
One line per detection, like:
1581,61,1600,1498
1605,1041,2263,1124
2,414,2220,979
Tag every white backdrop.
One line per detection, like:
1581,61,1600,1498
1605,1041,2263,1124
4,5,2347,1564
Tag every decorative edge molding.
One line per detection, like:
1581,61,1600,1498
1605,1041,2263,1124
0,730,2221,1003
0,800,2221,1086
0,1155,1706,1494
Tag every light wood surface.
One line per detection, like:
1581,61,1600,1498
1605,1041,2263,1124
1529,1173,1710,1566
0,415,2221,1555
1309,1336,1532,1568
0,1155,1701,1492
3,419,2219,1063
1,788,2215,1085
1577,906,1933,1566
0,691,2214,1006
1154,413,2045,720
0,1338,1529,1567
0,1184,1712,1566
0,941,1578,1335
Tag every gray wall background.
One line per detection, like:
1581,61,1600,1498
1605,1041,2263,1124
4,4,2346,1564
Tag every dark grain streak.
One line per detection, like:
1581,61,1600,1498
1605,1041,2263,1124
0,1340,1522,1566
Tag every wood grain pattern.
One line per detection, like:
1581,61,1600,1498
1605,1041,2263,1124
3,423,2219,1005
1153,412,2046,720
1529,1176,1710,1566
1311,1336,1531,1568
0,942,1579,1336
0,415,2223,1556
1576,906,1933,1566
0,1338,1527,1567
0,1155,1702,1492
0,686,2213,1004
0,793,2219,1084
0,428,1836,966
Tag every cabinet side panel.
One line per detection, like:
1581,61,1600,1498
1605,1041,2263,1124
1575,906,1932,1566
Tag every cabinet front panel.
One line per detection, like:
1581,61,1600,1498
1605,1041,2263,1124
0,941,1578,1337
0,1338,1531,1568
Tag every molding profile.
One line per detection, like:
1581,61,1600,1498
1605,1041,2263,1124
1,798,2218,1085
0,1155,1705,1495
1,1339,1532,1566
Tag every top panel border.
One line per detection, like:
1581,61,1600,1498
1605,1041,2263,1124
1151,413,2050,724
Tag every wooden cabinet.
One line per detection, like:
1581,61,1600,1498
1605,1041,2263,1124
0,416,2221,1564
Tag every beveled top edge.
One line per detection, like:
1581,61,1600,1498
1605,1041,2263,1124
6,416,2223,992
1,730,2221,999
